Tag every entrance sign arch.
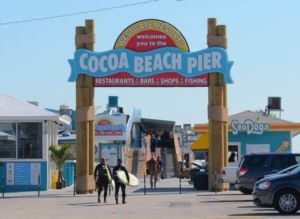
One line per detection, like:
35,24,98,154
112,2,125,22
70,18,233,193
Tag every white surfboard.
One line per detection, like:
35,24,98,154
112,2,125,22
116,170,139,187
110,179,115,189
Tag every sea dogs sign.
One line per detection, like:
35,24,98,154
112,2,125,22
68,19,234,87
231,119,270,135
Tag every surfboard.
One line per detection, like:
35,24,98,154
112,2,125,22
109,179,115,190
116,170,139,187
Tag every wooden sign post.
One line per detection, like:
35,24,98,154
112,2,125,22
207,18,229,192
75,20,95,194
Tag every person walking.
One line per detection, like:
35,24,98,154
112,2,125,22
113,158,130,204
94,157,112,203
146,156,159,188
150,134,158,156
157,156,164,180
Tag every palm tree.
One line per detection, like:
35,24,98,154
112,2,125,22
48,143,72,189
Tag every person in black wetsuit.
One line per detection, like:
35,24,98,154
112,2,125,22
113,158,130,204
157,156,164,180
94,157,112,203
150,134,158,156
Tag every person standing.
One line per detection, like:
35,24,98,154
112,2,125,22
141,133,147,155
150,134,158,156
161,130,171,148
94,157,112,203
146,156,159,188
113,158,130,204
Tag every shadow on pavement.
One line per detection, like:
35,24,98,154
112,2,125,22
200,199,253,203
229,212,300,217
131,187,196,194
196,193,247,197
68,202,117,207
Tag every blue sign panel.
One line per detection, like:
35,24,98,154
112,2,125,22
68,47,234,84
14,163,31,185
6,162,41,186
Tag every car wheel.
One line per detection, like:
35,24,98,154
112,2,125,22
274,190,300,215
239,187,252,195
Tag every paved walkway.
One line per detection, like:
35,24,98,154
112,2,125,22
1,177,299,218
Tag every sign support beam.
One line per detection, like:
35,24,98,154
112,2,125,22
207,18,229,192
75,20,95,194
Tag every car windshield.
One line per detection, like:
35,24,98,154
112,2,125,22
277,164,300,174
288,165,300,175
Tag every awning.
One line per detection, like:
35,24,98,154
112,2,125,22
191,132,209,150
140,118,175,135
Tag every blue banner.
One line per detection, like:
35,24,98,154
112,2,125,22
68,47,234,84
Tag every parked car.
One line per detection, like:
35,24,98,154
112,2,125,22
221,166,238,184
252,165,300,215
253,163,300,205
236,153,300,194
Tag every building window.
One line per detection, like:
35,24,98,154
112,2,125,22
0,123,17,158
18,123,43,159
0,122,43,159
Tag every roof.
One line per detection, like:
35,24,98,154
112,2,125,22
229,110,292,124
191,132,209,150
58,133,76,143
0,92,70,124
194,110,300,136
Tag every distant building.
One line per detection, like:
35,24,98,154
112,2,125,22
175,124,198,168
193,110,300,167
46,104,76,132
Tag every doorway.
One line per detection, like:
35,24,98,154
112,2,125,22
228,142,241,167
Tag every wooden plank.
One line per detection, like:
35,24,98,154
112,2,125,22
75,20,95,194
85,20,95,193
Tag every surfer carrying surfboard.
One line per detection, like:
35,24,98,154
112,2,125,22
113,158,130,204
94,157,113,203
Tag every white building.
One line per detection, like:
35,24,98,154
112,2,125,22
0,92,69,192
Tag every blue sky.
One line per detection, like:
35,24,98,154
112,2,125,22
1,0,300,151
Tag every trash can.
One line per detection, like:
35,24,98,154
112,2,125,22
51,169,59,189
194,169,208,190
190,168,200,181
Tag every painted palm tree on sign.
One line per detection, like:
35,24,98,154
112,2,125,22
49,143,72,189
